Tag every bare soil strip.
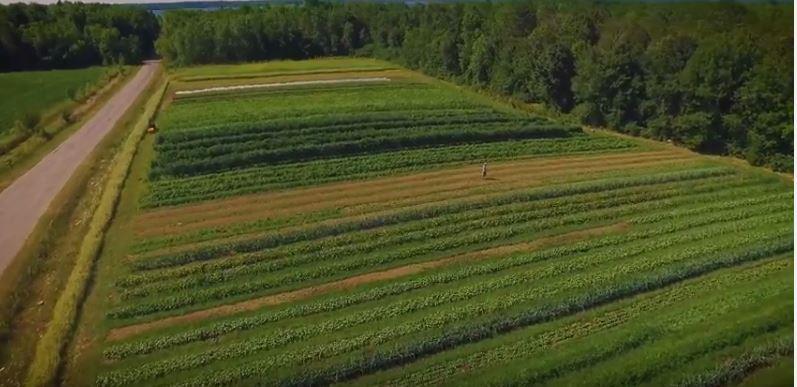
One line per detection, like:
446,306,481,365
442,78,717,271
134,151,689,234
107,222,629,341
174,77,392,96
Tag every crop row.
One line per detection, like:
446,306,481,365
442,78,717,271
383,258,791,386
200,236,792,387
151,124,582,179
124,179,709,288
103,211,791,360
119,186,789,306
131,170,774,254
97,232,792,386
136,167,734,270
122,182,677,288
154,119,552,160
156,109,514,147
119,187,788,301
497,303,791,387
109,195,791,320
122,177,756,289
144,136,636,207
157,107,496,140
673,335,792,387
112,200,784,348
120,192,783,303
104,229,791,381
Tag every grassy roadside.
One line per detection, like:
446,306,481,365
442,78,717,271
59,77,167,387
0,65,164,387
0,67,135,192
24,74,168,386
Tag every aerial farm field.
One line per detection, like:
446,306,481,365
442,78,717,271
65,58,793,386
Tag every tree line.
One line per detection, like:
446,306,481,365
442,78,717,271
0,1,790,172
155,1,793,172
0,2,159,70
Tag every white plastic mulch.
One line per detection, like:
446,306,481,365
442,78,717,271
175,77,392,96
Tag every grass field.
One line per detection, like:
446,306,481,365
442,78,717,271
64,58,793,386
0,67,107,136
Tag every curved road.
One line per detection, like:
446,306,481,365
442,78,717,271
0,61,159,277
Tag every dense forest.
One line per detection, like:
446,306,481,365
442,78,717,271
0,2,159,70
155,2,793,172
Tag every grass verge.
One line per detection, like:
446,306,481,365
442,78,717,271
0,66,162,386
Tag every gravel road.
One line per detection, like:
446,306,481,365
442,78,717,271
0,61,158,277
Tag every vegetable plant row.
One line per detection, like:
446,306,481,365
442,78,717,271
103,211,791,360
144,136,636,207
97,231,792,386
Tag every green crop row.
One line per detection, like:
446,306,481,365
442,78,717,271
116,186,745,309
130,172,777,255
158,84,488,131
136,167,733,270
379,258,791,386
122,183,674,289
224,237,792,387
150,124,582,179
119,187,788,301
171,81,416,103
144,136,636,207
102,229,791,383
154,119,554,162
103,211,790,360
538,306,791,387
123,179,715,293
673,336,792,387
491,305,791,387
98,233,792,387
108,195,791,320
119,189,790,320
156,110,514,148
128,173,757,255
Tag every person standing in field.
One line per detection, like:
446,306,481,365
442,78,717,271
482,162,487,179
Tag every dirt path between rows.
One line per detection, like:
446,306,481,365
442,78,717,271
107,222,629,342
0,61,159,278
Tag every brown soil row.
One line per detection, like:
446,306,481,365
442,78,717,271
107,222,629,342
134,151,688,236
